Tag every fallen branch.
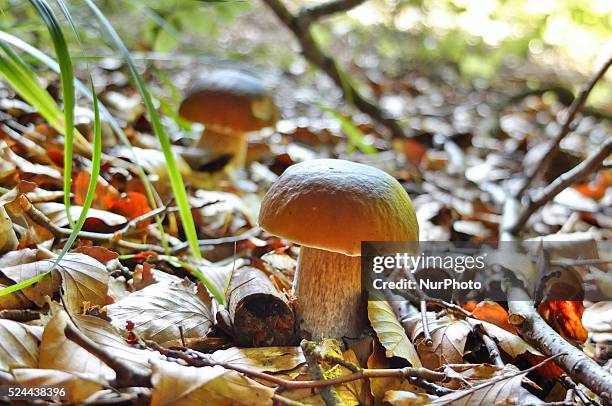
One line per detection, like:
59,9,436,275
507,286,612,404
149,343,450,390
262,0,408,140
507,137,612,235
501,196,612,404
20,195,257,254
517,54,612,197
226,266,295,346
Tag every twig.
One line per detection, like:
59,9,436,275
20,196,167,253
561,375,599,406
262,0,408,140
508,137,612,235
312,344,360,373
0,309,41,322
420,300,432,346
475,328,504,368
170,228,259,254
517,54,612,197
148,343,451,390
20,195,255,255
301,340,342,406
64,323,151,388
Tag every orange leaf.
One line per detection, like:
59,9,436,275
73,246,119,264
402,139,427,167
73,171,120,209
538,300,588,343
573,169,611,200
107,192,151,224
468,301,516,334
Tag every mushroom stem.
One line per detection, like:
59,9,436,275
197,128,247,170
295,246,366,339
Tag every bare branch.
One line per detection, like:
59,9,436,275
517,54,612,197
302,0,366,22
262,0,409,140
507,137,611,234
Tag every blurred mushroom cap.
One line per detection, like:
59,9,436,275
179,70,279,132
259,159,419,256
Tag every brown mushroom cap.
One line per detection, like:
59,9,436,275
259,159,418,256
179,70,278,132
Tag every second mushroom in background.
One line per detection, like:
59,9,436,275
259,159,419,340
179,69,279,172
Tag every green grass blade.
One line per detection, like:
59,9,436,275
319,105,377,155
53,0,81,41
0,272,49,296
30,0,76,228
82,1,203,266
0,84,102,297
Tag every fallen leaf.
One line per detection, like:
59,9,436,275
72,246,119,264
39,311,156,379
466,301,516,333
538,300,588,343
408,314,470,370
106,280,213,346
0,319,41,370
367,338,424,403
107,191,152,223
0,206,18,255
210,346,305,373
383,390,434,405
368,299,422,367
468,318,542,358
150,359,274,406
432,368,543,405
36,202,127,229
12,368,102,403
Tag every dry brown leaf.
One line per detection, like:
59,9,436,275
367,339,423,404
210,346,304,373
0,319,41,370
1,252,108,312
409,314,470,370
538,300,588,343
0,206,18,255
467,319,542,358
0,261,62,309
368,299,421,367
56,253,109,312
383,390,434,405
106,280,213,346
464,301,515,333
431,368,543,405
150,359,274,406
39,311,156,379
12,368,102,403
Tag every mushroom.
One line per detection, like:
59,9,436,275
258,159,419,339
178,70,279,170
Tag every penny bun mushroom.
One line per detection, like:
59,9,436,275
179,70,279,169
259,159,419,339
